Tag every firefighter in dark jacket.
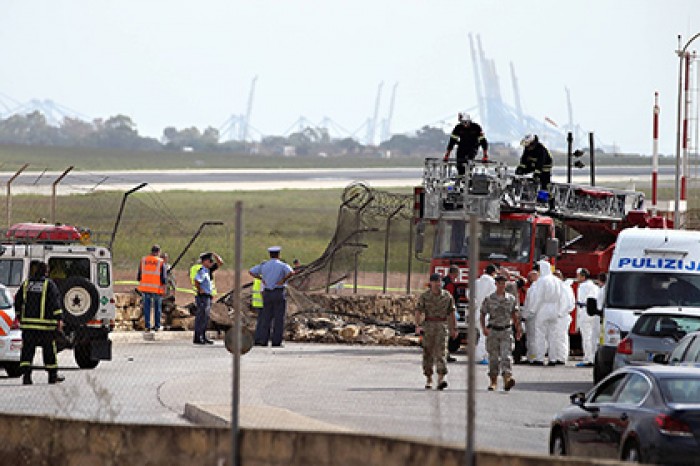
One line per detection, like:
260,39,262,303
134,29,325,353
15,260,64,385
516,134,553,191
444,113,489,176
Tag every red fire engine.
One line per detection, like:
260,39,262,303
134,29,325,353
414,158,669,356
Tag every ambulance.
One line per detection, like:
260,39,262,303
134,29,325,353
591,228,700,382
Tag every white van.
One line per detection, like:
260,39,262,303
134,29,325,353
0,224,115,369
592,228,700,382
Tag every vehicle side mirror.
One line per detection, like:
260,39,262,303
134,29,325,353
545,238,559,258
570,392,599,412
415,222,425,254
653,353,669,365
570,392,586,406
586,297,601,316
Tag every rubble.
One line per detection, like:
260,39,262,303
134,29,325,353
113,292,421,346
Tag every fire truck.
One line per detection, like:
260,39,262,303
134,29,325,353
0,223,114,371
414,158,669,356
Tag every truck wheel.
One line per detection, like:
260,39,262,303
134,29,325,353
59,277,99,326
3,362,22,378
75,344,99,369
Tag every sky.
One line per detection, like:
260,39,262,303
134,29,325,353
1,0,699,155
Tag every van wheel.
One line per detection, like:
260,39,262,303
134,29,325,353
75,344,99,369
59,277,99,326
3,362,22,378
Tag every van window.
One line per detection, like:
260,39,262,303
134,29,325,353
48,257,90,284
97,262,110,288
607,272,700,309
0,287,12,309
0,259,24,287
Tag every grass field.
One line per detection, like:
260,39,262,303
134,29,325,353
6,188,426,280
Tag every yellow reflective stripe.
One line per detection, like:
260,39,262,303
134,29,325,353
21,324,57,330
450,134,459,140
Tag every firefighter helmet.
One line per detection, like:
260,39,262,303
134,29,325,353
520,134,538,147
458,112,471,124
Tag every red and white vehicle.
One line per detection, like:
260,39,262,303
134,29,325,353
414,158,669,354
0,223,115,369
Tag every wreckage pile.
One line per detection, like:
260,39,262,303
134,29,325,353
113,291,421,346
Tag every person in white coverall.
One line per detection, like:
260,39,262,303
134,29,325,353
521,270,539,363
474,264,498,364
576,268,600,367
552,270,575,365
526,260,563,365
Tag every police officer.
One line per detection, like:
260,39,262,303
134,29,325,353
14,260,64,385
415,273,457,390
249,246,295,347
193,252,223,345
480,275,522,391
444,113,489,177
516,134,553,192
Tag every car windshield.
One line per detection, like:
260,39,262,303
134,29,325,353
607,272,700,309
660,377,700,404
633,314,700,340
0,287,11,309
434,219,532,263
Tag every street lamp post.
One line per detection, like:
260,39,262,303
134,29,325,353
674,33,700,228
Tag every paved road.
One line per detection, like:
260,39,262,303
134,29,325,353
0,165,676,193
0,332,594,455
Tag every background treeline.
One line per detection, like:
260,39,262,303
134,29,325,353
0,111,449,156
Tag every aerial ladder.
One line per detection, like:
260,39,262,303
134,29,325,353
420,158,647,224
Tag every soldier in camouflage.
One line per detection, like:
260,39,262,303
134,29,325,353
415,273,457,390
480,275,522,391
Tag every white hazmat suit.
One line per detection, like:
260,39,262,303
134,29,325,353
521,280,539,362
527,260,564,363
550,278,575,364
577,278,600,365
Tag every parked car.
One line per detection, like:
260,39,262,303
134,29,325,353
0,283,22,377
550,366,700,464
667,331,700,367
613,307,700,371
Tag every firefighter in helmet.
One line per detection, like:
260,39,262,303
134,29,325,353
516,134,552,191
444,113,489,177
14,260,64,385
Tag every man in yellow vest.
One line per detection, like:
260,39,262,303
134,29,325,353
14,260,64,385
137,245,167,333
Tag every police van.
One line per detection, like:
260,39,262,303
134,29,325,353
0,223,114,370
591,228,700,382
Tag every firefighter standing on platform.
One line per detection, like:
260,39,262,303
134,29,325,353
14,260,64,385
444,113,489,176
516,134,553,191
415,273,458,390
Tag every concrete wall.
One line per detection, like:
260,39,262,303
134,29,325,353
0,413,627,466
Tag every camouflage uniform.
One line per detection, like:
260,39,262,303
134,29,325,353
481,292,519,377
417,289,455,377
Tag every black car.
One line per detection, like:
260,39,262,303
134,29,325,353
550,366,700,464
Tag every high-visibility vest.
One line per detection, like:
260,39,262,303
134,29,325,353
19,279,62,331
190,264,218,296
138,255,165,295
252,279,263,309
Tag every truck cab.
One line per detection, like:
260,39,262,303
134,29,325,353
0,223,115,369
591,228,700,382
